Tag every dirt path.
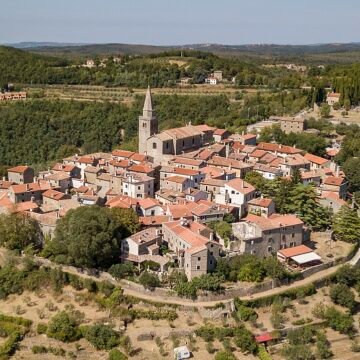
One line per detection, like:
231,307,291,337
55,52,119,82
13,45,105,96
1,248,357,308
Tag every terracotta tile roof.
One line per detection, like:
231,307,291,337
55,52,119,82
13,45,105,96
226,179,255,195
232,142,246,151
242,133,257,140
278,245,313,258
324,176,346,186
97,173,111,181
105,195,137,209
250,149,267,158
201,178,226,187
193,124,216,132
259,153,277,164
43,189,69,201
165,176,189,184
326,148,339,157
8,165,31,174
139,215,171,226
84,166,101,174
138,197,161,210
319,191,347,206
15,201,39,213
208,156,252,169
200,166,224,179
257,142,302,155
10,182,50,194
304,153,329,165
171,157,205,167
163,125,203,139
173,168,200,176
167,204,193,219
53,163,77,172
244,213,303,230
112,149,135,158
45,172,71,181
128,164,153,174
129,228,160,245
213,128,228,136
301,171,322,180
248,198,274,207
130,153,148,162
110,159,131,168
196,149,215,161
327,92,340,98
0,181,14,189
78,156,95,164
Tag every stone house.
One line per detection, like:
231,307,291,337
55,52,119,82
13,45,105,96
7,166,34,184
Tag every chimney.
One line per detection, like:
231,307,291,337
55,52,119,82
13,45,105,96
2,177,5,181
210,232,214,241
336,166,340,177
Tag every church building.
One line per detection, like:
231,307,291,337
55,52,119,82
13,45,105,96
138,86,215,163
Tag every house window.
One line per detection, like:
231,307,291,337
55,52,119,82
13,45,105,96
268,246,272,253
166,142,169,149
197,265,200,270
210,251,213,256
292,233,295,238
182,140,185,147
209,260,213,265
153,142,157,149
192,137,195,144
151,210,155,216
137,186,140,190
197,257,201,261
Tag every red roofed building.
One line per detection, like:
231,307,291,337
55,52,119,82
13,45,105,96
7,166,34,184
304,153,331,171
162,219,220,279
323,176,348,200
257,142,302,156
248,198,275,218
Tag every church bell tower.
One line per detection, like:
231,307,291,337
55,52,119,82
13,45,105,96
138,86,158,154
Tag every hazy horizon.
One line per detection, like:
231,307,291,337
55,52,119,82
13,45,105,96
1,0,359,45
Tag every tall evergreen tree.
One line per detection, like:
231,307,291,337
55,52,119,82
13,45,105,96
333,206,360,243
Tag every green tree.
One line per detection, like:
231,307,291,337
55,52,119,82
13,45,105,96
286,184,331,230
44,206,121,268
109,263,136,280
330,284,356,311
109,208,140,237
234,327,257,354
343,158,360,192
316,331,333,359
138,271,160,290
291,167,302,185
0,213,40,251
320,103,331,118
82,324,119,350
46,311,78,342
281,344,314,360
244,171,267,191
333,206,360,243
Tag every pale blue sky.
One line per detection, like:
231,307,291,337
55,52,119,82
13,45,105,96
1,0,359,45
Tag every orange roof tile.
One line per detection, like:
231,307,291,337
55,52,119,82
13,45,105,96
324,176,345,186
278,245,313,258
304,153,329,165
8,165,31,174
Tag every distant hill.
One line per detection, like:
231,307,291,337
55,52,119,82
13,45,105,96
18,42,360,63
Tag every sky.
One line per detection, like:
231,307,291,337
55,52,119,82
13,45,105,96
1,0,359,45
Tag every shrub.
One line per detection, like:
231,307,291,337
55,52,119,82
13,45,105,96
316,331,333,359
0,331,21,359
108,349,128,360
287,326,315,345
330,284,356,311
138,271,160,290
46,311,79,342
236,304,258,322
32,345,48,354
82,324,120,350
258,344,272,360
36,323,48,334
109,263,135,280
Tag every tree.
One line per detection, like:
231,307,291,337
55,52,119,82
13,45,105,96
109,263,136,280
333,206,360,243
82,324,119,350
320,103,331,118
281,344,314,360
215,350,237,360
316,331,333,359
286,184,331,230
343,158,360,192
109,208,140,237
234,327,257,354
244,171,267,191
291,167,302,185
44,206,121,269
330,284,356,311
213,221,232,247
138,271,160,290
0,213,40,251
46,311,78,342
287,326,315,345
323,306,354,334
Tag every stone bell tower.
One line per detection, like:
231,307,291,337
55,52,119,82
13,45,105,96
138,86,158,154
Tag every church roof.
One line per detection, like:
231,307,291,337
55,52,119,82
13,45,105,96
143,86,153,112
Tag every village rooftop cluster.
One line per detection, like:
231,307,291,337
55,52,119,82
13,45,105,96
0,87,348,280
